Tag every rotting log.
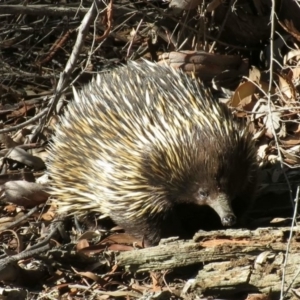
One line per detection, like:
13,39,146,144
115,227,300,296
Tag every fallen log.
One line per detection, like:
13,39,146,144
115,227,300,297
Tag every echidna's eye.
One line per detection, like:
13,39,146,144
198,189,208,200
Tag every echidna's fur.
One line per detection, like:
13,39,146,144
47,61,257,245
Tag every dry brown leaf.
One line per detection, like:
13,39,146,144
288,66,300,82
278,74,293,99
0,180,49,207
281,147,300,165
110,225,123,232
78,241,135,256
99,233,141,246
281,134,300,146
74,270,103,283
4,204,17,213
78,231,102,241
41,205,56,221
76,239,90,251
6,147,45,170
231,81,256,108
270,217,289,224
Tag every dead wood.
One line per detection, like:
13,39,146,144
115,227,300,296
0,4,134,18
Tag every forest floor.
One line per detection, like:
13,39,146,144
0,0,300,299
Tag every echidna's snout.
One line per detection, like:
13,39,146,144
221,214,236,227
206,193,236,227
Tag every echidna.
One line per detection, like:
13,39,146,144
47,61,257,246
